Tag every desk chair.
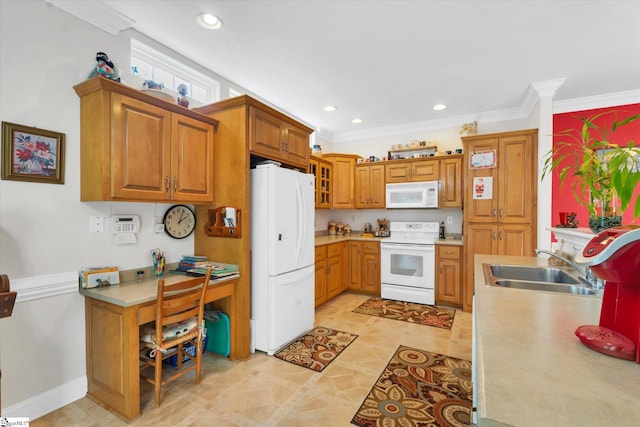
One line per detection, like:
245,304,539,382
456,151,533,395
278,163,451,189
139,267,212,407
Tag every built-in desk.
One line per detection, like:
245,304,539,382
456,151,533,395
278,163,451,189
80,274,238,421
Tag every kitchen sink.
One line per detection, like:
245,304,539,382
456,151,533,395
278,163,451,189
493,279,597,295
489,265,580,284
483,263,597,295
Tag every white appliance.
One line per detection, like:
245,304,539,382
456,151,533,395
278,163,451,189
386,181,439,209
251,163,315,355
381,221,439,305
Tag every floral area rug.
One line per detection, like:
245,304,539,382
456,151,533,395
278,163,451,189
352,297,455,330
351,345,472,427
274,326,358,372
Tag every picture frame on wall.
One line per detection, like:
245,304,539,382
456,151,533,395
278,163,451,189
1,121,65,184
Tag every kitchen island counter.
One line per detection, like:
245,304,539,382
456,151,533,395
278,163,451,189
474,254,639,427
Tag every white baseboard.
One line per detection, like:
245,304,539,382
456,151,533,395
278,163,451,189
2,376,87,420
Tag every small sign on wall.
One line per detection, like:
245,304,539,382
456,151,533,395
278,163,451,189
473,177,493,199
469,149,496,169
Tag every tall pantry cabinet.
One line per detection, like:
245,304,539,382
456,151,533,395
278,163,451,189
461,129,538,312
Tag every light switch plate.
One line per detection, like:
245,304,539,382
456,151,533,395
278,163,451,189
90,216,104,233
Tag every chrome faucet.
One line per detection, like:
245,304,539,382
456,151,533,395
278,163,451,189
534,249,602,290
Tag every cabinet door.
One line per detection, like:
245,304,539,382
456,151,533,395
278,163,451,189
463,224,498,312
498,134,535,223
498,224,533,257
317,161,332,209
283,124,309,168
309,158,319,205
436,245,462,305
440,157,462,208
361,241,380,293
411,159,439,181
347,241,362,290
329,156,356,209
250,107,282,159
315,259,327,307
386,162,411,182
354,165,371,208
464,138,499,222
111,93,171,200
369,164,386,208
326,254,343,299
171,113,215,203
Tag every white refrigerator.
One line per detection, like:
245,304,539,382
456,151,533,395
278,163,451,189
251,163,315,355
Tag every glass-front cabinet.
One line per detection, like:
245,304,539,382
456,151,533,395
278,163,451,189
309,155,332,208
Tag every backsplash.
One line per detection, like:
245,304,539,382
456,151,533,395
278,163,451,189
315,208,463,235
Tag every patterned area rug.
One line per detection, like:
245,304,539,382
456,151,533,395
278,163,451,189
352,346,472,427
352,297,455,330
274,326,358,372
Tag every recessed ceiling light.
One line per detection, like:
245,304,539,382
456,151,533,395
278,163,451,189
196,13,223,30
323,105,337,112
352,118,363,124
433,104,447,111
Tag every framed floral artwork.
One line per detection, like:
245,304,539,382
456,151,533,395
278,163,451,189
1,121,65,184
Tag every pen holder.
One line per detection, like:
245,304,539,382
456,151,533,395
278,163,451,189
154,257,165,277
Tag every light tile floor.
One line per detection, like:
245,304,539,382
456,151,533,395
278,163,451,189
31,292,472,426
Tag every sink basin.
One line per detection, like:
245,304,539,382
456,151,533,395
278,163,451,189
493,280,597,295
483,263,597,295
489,265,580,284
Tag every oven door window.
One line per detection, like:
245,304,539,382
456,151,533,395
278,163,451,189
390,253,424,277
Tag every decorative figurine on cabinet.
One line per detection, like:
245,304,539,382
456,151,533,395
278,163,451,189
177,84,189,108
88,52,121,82
143,79,164,90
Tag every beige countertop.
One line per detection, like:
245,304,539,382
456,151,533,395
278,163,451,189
315,234,388,245
79,273,238,307
473,254,639,427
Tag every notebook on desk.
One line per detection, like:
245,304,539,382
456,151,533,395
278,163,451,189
185,262,239,278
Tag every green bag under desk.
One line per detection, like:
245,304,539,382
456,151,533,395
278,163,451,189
205,312,230,357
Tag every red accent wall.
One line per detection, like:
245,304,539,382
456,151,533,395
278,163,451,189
552,103,640,235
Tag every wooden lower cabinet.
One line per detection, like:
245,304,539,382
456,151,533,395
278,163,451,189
436,245,462,306
315,243,344,306
463,223,533,311
347,240,380,294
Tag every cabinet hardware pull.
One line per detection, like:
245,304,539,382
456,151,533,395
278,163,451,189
173,177,178,191
499,208,504,217
445,251,453,255
492,231,497,240
492,208,497,217
165,176,170,192
499,231,503,240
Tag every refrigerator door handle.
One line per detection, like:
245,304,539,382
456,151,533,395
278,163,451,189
295,179,304,263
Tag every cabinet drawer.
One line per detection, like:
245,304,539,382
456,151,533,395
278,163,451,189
362,241,380,254
438,245,461,260
315,246,327,262
326,243,342,258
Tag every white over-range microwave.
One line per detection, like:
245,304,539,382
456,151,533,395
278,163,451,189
385,181,439,209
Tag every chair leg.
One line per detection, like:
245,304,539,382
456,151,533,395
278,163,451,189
196,337,202,384
154,351,162,407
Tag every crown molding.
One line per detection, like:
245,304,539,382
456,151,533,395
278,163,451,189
45,0,135,35
553,89,640,114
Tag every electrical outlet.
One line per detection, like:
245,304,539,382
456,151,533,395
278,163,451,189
446,216,453,224
89,216,104,233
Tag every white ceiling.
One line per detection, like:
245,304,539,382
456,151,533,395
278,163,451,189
55,0,640,142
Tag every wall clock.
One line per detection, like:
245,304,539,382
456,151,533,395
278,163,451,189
163,204,196,239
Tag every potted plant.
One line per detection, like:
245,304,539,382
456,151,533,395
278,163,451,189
542,111,640,232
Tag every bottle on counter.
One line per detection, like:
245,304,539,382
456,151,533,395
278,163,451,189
439,221,446,239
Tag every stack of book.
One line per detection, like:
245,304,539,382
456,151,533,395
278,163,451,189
186,262,239,279
177,255,208,272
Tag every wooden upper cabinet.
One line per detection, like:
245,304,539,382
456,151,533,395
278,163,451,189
439,157,463,208
463,130,537,224
309,155,332,209
355,164,385,208
74,76,217,203
249,106,311,169
385,158,439,182
322,154,360,209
